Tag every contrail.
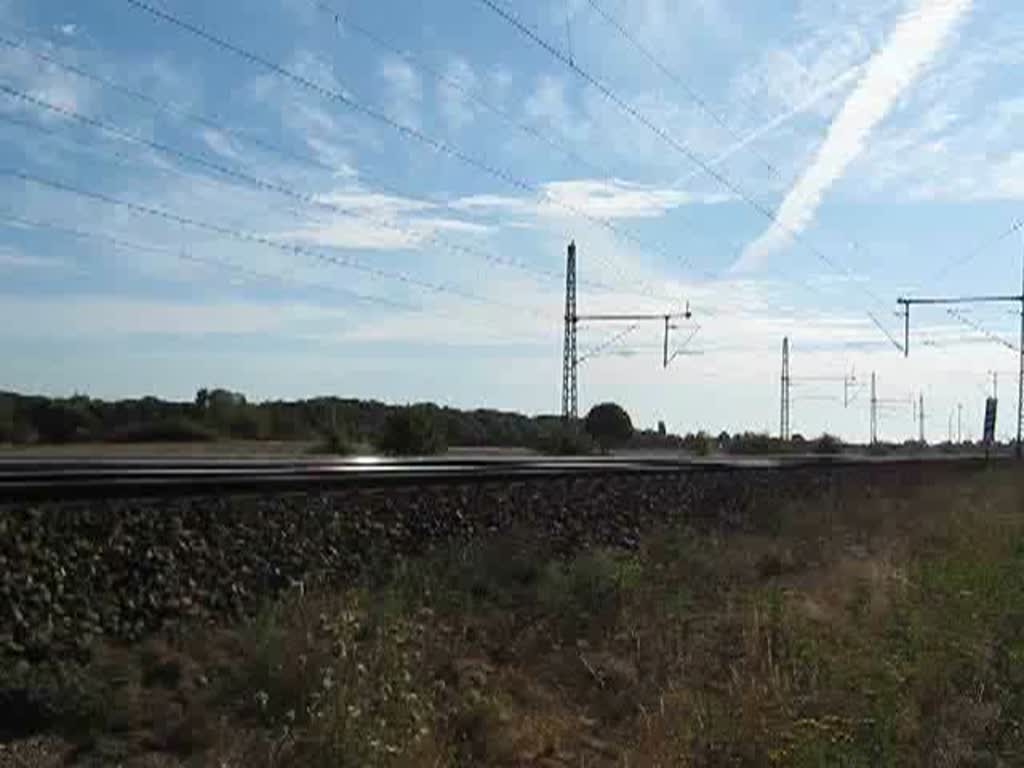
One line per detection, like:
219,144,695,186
734,0,973,272
673,56,867,189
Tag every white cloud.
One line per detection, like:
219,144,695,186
735,0,973,271
524,74,572,128
0,245,61,269
0,296,351,336
315,189,432,215
452,178,727,222
0,40,95,118
378,56,422,129
275,185,489,250
59,23,77,37
541,179,729,220
199,128,239,160
438,56,477,130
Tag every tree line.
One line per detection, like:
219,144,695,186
8,388,961,456
0,389,676,454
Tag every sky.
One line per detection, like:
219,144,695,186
1,0,1023,442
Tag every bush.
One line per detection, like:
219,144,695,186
107,418,217,443
684,431,713,456
317,427,354,456
813,433,843,455
536,424,594,455
376,406,446,456
725,432,784,455
584,402,633,451
32,401,98,443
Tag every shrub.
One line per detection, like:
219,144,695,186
684,434,716,456
317,427,354,456
725,432,783,455
107,418,217,443
867,441,891,456
536,424,594,455
584,402,633,451
813,433,843,455
376,406,446,456
32,401,98,443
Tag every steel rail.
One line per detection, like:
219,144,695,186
0,454,1001,502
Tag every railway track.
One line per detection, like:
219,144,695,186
0,453,1000,501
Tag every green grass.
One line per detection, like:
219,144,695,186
13,467,1024,766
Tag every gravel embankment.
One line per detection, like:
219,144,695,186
0,462,963,665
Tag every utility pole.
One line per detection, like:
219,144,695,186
1018,236,1024,457
560,240,692,421
899,240,1024,456
919,393,925,444
780,337,791,441
957,402,963,443
870,372,878,445
561,241,578,421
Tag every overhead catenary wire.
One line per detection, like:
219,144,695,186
311,1,613,182
0,209,425,312
473,0,907,345
325,0,873,308
581,0,781,180
928,217,1024,288
0,107,333,231
120,0,871,332
2,167,551,315
578,322,642,364
0,35,678,305
122,0,687,304
947,307,1020,353
0,82,579,292
580,0,899,286
0,30,323,174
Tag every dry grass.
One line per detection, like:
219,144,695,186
11,466,1024,766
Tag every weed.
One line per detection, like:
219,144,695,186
14,467,1024,766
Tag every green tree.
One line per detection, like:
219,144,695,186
376,406,447,456
584,402,633,451
813,433,843,455
33,400,97,443
0,394,13,442
194,388,210,415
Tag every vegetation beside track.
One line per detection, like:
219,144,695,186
4,467,1024,766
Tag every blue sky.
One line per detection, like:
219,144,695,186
1,0,1023,441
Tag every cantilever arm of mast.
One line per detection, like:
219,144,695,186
576,311,692,321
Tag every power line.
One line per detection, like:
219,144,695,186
582,0,780,180
578,322,641,364
0,209,423,311
947,308,1019,353
309,2,887,330
929,218,1024,287
0,107,326,231
1,82,580,290
2,168,542,313
473,0,902,345
582,1,902,294
3,79,683,314
322,0,874,311
120,0,858,332
122,0,686,302
0,35,679,305
312,1,611,181
0,31,324,174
